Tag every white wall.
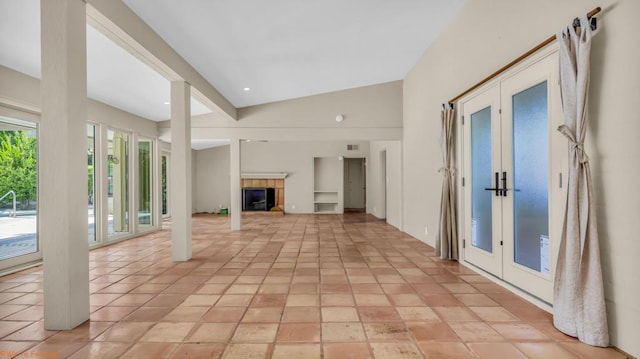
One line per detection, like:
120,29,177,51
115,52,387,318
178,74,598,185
402,0,639,355
195,140,406,220
194,139,404,221
240,141,369,214
183,81,402,217
368,140,402,230
158,81,403,143
195,145,230,213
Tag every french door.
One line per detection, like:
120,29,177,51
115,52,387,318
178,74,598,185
461,51,566,303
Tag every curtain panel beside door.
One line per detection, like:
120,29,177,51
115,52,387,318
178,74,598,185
552,16,609,348
437,107,458,260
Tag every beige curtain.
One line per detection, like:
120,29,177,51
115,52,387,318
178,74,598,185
436,107,458,260
553,17,609,347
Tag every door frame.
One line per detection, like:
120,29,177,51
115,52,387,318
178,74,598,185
456,42,566,306
499,53,565,303
0,107,42,273
343,157,366,211
461,85,504,278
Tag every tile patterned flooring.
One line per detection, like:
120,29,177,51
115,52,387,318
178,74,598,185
0,213,631,358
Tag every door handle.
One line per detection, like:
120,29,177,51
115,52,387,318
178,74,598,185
501,171,508,197
484,172,502,196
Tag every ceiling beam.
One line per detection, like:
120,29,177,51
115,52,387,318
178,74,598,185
86,0,237,120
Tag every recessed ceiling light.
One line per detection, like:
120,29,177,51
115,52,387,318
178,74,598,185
164,101,170,105
243,87,251,92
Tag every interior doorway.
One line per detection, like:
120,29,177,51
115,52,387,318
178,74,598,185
343,158,366,212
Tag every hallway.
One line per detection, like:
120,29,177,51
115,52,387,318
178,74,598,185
0,214,629,358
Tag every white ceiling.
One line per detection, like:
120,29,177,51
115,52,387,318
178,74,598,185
0,0,211,122
123,0,466,107
1,0,466,148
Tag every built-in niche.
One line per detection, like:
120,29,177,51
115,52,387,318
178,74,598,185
313,157,343,214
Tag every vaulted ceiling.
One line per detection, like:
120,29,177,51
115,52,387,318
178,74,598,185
123,0,465,108
0,0,465,123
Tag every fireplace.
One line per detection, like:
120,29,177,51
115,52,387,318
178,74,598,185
241,178,285,212
242,188,276,211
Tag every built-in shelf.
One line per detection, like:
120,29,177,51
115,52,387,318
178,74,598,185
313,191,338,213
314,209,337,214
314,192,338,202
313,157,342,214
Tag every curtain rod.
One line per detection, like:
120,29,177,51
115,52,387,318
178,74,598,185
447,6,601,105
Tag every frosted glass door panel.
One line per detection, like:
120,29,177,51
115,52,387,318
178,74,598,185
512,81,549,272
470,106,493,254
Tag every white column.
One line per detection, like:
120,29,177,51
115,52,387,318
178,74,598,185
170,81,192,261
40,0,89,330
230,138,242,230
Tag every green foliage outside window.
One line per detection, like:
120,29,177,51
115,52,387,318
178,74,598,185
0,131,37,209
88,165,94,205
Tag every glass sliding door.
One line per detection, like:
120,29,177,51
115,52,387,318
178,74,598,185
88,124,96,242
0,116,39,264
107,129,129,237
138,138,153,229
162,154,169,218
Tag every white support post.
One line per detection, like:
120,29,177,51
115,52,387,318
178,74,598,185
170,81,192,261
230,138,242,230
40,0,90,330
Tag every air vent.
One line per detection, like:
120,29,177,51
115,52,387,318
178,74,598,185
347,144,359,151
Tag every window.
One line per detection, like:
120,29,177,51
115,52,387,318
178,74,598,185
0,116,40,267
107,129,130,237
88,124,96,242
162,154,169,217
138,138,154,228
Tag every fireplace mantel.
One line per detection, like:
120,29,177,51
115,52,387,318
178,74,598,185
241,172,288,179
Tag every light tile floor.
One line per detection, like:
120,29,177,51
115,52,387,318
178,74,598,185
0,213,632,358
